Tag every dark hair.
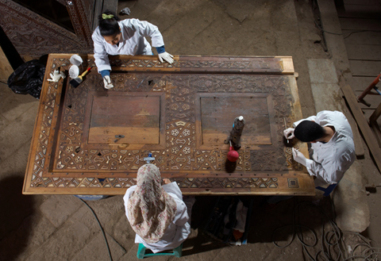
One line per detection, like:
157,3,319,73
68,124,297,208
98,10,121,36
294,120,326,142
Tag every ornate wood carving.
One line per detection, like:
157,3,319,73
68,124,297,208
0,0,92,58
79,0,95,29
65,0,93,46
110,56,295,74
23,54,314,195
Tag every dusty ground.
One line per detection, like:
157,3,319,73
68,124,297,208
0,0,380,260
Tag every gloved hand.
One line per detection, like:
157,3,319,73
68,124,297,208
48,70,66,82
292,148,307,166
103,76,114,89
158,52,174,64
284,128,295,140
119,7,131,15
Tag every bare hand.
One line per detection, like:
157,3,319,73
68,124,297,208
162,178,171,185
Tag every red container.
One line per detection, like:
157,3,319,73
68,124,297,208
227,146,239,162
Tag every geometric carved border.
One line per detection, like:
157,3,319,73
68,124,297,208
23,54,315,196
287,178,299,188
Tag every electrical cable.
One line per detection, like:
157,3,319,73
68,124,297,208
311,3,377,40
271,194,379,261
0,80,7,85
314,20,343,35
343,30,379,39
271,200,343,261
77,197,113,261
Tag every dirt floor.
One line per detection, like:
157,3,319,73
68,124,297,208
0,0,380,260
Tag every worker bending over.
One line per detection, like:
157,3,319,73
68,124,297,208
284,110,355,187
123,164,194,253
92,11,173,89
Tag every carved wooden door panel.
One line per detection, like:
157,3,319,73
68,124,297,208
23,54,315,196
0,0,93,59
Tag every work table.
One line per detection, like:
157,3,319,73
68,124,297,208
23,54,315,196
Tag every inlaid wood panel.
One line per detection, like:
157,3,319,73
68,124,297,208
23,54,314,195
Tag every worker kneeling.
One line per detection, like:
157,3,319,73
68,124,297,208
93,11,173,90
123,164,194,253
284,110,356,187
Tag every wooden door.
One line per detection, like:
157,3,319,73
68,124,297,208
23,54,315,196
0,0,94,59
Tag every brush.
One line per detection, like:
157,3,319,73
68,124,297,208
69,67,91,88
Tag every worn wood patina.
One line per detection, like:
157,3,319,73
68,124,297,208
23,54,315,195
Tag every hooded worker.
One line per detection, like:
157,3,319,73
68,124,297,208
284,110,356,187
123,164,194,253
92,11,174,89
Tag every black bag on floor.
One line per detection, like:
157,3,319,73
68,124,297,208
7,60,45,99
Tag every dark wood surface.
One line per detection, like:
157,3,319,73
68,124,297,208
88,94,161,144
23,54,315,195
0,0,94,59
200,94,272,147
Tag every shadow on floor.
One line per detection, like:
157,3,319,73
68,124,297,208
182,195,335,256
0,175,35,261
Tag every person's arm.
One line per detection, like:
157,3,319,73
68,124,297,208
164,182,189,226
130,19,173,63
292,148,335,183
130,19,165,48
163,181,183,200
305,160,340,185
123,186,137,221
155,45,166,54
100,70,110,77
308,142,355,185
92,32,114,89
173,199,189,226
92,31,111,72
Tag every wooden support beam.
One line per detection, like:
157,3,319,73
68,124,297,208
341,84,381,171
370,102,381,147
370,102,381,124
0,46,13,82
343,109,365,158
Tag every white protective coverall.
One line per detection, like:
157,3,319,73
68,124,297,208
123,182,191,253
92,18,165,72
293,111,356,187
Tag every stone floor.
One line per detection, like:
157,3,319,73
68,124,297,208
0,0,380,260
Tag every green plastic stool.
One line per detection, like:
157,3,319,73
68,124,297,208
137,243,183,259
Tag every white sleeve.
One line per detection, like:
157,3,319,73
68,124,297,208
123,185,137,221
131,19,165,47
164,183,189,226
172,198,189,226
92,31,111,72
305,159,340,185
293,115,317,128
162,182,183,200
